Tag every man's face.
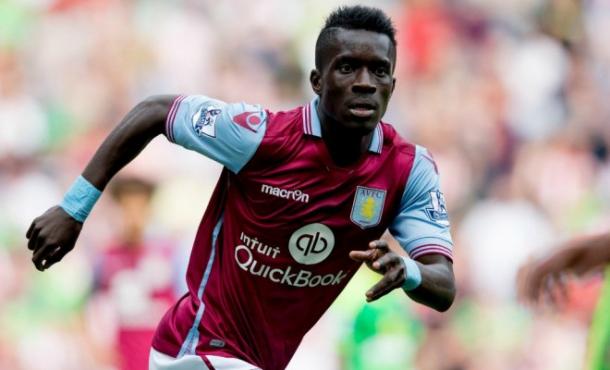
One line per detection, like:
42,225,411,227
312,28,396,134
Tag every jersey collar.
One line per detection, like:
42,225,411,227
302,98,383,154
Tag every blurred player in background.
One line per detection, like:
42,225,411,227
26,6,455,370
94,177,176,370
519,232,610,369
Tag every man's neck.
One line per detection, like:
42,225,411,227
317,105,374,167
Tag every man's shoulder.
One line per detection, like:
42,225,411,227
379,121,417,158
238,104,306,172
264,104,306,138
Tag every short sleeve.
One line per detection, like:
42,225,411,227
389,145,453,261
165,95,267,173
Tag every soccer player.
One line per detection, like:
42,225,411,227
96,177,176,370
26,6,456,370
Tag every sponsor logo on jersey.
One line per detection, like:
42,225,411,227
234,230,346,288
192,106,222,137
239,232,281,259
260,184,310,203
350,186,386,229
425,190,449,225
288,223,335,265
232,110,264,132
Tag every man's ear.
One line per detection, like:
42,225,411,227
310,69,322,96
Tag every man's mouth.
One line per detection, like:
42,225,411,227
348,102,377,119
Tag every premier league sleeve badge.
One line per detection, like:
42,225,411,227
192,106,222,138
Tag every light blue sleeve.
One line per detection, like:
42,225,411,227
165,95,267,173
389,145,454,261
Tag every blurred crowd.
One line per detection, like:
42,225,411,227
1,0,609,369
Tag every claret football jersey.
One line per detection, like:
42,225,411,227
153,95,454,369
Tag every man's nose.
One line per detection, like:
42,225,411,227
352,69,377,94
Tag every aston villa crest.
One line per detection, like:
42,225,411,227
350,186,386,229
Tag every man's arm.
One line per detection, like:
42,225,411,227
350,240,455,312
81,95,176,189
26,95,177,271
351,145,456,312
519,232,610,305
405,254,454,310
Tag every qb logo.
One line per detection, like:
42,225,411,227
288,223,335,265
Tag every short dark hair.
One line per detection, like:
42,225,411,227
315,6,397,69
110,176,155,201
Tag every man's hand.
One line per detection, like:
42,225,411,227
26,206,82,271
517,257,570,307
349,240,407,302
518,233,610,307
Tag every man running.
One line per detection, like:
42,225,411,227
27,6,456,370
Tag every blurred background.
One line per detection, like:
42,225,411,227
1,0,609,369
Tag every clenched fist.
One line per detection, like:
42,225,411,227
26,206,82,271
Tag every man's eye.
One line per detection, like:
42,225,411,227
374,67,389,77
338,63,353,73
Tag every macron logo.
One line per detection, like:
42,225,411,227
261,184,310,204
